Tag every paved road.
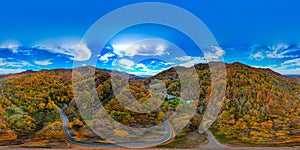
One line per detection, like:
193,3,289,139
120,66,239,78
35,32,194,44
200,131,300,150
202,131,228,149
57,107,173,148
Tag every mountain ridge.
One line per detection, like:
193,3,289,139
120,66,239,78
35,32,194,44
1,62,297,81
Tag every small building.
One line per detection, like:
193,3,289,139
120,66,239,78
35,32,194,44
167,95,175,100
63,103,68,108
164,94,175,100
186,100,194,104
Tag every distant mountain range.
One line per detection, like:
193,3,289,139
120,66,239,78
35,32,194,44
285,75,300,79
0,62,298,80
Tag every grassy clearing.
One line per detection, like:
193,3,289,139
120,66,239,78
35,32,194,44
210,128,236,143
157,130,206,148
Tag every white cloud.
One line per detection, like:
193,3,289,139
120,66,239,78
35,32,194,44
150,61,156,65
34,59,53,66
133,63,168,76
180,60,205,67
0,68,26,75
281,58,300,68
33,37,91,61
2,42,92,62
0,40,20,53
0,58,33,67
117,59,135,70
253,57,300,75
158,62,175,66
112,40,169,57
74,44,92,61
176,56,194,62
250,43,299,60
267,43,289,54
99,53,115,63
136,63,148,70
112,60,169,76
175,56,207,67
36,45,74,56
250,52,265,60
34,43,92,61
175,47,225,67
131,70,165,76
149,60,170,66
272,67,300,75
204,46,225,60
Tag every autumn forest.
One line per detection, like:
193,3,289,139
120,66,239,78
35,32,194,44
0,62,300,148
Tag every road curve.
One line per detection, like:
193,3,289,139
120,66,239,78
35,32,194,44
57,107,173,148
201,131,229,149
201,131,300,150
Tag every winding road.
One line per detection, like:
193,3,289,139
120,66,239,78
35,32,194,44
57,103,300,149
57,107,173,148
202,131,228,149
200,131,300,150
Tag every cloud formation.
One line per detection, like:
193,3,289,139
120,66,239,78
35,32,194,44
0,68,26,75
133,63,169,76
0,43,92,62
204,46,225,60
112,40,169,57
175,46,225,67
99,53,115,63
0,58,32,74
250,43,299,60
30,37,92,61
281,58,300,68
34,44,92,61
250,52,264,60
271,67,300,75
117,59,135,70
0,58,33,68
253,57,300,75
0,40,20,53
74,44,92,61
34,59,53,66
176,56,207,67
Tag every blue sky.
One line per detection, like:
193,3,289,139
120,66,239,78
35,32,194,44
0,0,300,75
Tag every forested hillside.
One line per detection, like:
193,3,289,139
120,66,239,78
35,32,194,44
153,62,300,144
0,62,299,146
216,63,300,144
0,69,73,145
